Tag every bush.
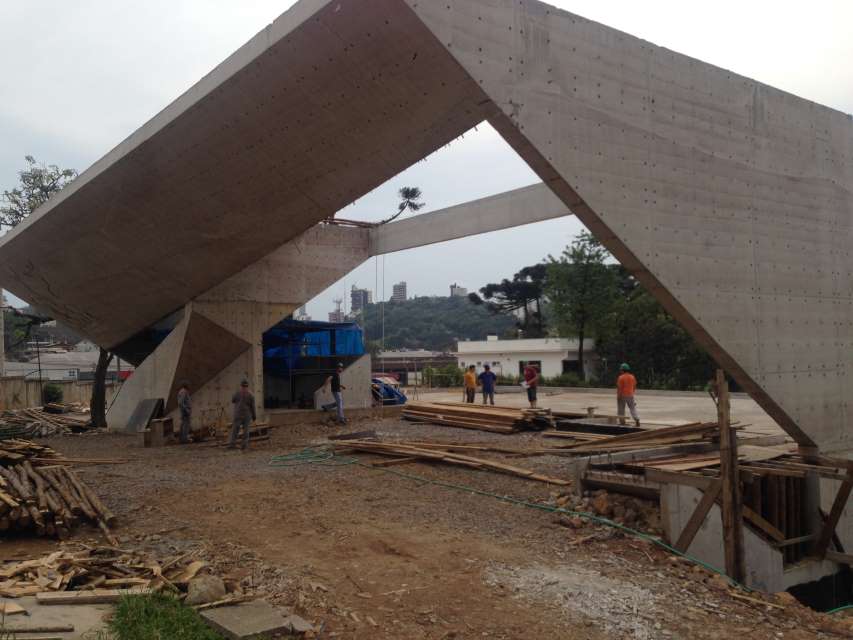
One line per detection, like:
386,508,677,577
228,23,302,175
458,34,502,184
540,373,591,388
42,383,63,404
110,592,224,640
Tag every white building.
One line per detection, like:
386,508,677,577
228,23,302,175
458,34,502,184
391,282,407,302
456,335,597,381
450,283,468,297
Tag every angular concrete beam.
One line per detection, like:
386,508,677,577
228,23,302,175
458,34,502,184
368,182,571,256
0,0,494,348
404,0,853,452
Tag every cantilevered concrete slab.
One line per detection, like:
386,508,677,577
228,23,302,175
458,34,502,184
368,182,570,256
2,0,852,453
401,0,853,452
0,0,495,348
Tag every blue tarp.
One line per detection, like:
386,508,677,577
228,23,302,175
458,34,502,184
263,319,364,377
372,379,407,405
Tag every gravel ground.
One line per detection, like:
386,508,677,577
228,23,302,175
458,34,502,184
5,417,848,639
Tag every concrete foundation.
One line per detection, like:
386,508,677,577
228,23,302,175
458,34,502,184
662,483,839,592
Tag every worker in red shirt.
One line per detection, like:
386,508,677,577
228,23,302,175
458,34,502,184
523,363,539,408
616,363,640,427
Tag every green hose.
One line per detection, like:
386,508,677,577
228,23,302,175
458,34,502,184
827,604,853,615
270,446,745,587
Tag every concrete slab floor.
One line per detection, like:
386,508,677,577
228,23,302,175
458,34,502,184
0,596,111,638
417,387,785,440
201,599,312,639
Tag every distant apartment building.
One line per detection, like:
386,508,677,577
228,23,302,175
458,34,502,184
450,283,468,297
328,309,346,323
456,335,597,381
391,281,407,303
350,285,373,313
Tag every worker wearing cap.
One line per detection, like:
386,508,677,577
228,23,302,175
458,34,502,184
229,377,257,450
478,364,497,406
616,363,640,427
322,363,347,424
176,380,192,444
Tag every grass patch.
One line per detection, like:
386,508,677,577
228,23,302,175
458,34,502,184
109,592,224,640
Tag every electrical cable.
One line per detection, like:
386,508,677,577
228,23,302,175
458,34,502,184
270,445,748,590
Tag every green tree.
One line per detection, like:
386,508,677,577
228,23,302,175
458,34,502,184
595,287,716,390
468,264,548,337
1,155,77,229
361,295,516,351
379,186,425,225
546,231,619,379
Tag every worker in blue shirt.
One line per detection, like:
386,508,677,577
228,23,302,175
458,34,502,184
478,364,497,405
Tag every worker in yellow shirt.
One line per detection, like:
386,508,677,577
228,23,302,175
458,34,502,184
463,365,477,403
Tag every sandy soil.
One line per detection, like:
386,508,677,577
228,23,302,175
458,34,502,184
4,416,848,640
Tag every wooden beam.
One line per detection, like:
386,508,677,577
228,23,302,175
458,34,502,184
717,369,746,583
674,479,722,553
742,506,784,543
774,534,816,548
813,473,853,559
645,468,714,490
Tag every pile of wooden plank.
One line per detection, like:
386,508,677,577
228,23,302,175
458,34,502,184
402,402,555,433
552,421,723,454
0,545,207,599
1,407,92,438
0,440,117,542
334,439,570,485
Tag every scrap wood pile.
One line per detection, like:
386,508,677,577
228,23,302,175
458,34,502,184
333,438,570,485
402,401,555,433
543,421,727,453
0,439,117,543
0,545,208,600
1,406,93,438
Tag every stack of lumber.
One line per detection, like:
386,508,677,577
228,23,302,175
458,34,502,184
0,407,92,438
0,546,208,599
554,421,723,454
402,402,555,433
0,440,117,543
0,439,64,465
334,439,570,485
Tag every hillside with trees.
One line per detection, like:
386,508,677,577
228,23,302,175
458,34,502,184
359,295,517,352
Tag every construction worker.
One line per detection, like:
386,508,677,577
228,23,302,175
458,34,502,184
322,362,347,424
523,363,539,408
616,363,640,427
478,364,497,405
228,377,256,450
176,380,192,444
463,365,477,403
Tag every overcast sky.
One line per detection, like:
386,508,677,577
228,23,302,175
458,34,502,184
2,1,851,320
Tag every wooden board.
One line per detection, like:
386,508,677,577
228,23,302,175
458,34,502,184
36,587,147,605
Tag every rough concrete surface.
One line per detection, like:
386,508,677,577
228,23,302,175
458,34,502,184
1,0,850,455
201,599,312,639
0,596,110,639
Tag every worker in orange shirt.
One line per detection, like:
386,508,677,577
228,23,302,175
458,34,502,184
616,363,640,427
463,365,477,403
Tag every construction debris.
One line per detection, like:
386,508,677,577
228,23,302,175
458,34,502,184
0,439,117,542
333,439,570,485
0,545,210,600
0,406,94,439
402,401,555,433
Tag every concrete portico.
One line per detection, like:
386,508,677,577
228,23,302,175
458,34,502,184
0,2,849,456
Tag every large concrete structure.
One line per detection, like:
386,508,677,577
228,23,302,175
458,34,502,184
0,4,849,453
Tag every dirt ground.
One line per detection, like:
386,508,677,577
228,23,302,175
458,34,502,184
4,415,851,640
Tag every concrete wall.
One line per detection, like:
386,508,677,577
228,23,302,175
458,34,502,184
314,354,374,411
404,0,853,453
661,483,838,592
0,376,119,411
